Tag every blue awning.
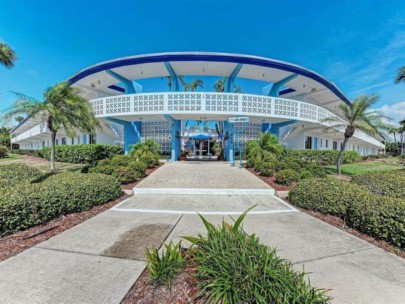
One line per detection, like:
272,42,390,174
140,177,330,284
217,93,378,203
190,134,212,140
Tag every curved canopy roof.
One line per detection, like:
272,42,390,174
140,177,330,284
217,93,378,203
68,52,350,108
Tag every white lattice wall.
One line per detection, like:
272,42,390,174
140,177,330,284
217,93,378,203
141,121,171,154
233,122,262,151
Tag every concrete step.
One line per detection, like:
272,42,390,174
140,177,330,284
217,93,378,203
132,187,276,196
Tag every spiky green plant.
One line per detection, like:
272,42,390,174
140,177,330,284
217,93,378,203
182,208,331,303
395,66,405,84
145,241,184,287
245,132,283,165
184,79,204,92
0,41,17,68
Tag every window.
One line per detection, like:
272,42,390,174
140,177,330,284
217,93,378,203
42,141,45,148
56,139,59,145
325,140,329,148
71,137,74,145
89,134,97,144
333,141,338,150
77,135,80,144
305,136,312,150
61,137,66,145
320,139,323,148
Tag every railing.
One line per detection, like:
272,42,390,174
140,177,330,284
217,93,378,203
11,122,48,143
89,92,383,148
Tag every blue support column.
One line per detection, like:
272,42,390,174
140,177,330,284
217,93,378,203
82,134,87,144
314,137,318,150
225,64,243,92
224,121,234,163
164,62,180,92
105,117,141,154
164,115,181,161
263,120,297,139
106,70,143,94
263,74,298,97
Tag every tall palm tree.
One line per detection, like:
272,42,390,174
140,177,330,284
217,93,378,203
1,82,99,172
0,41,17,68
214,77,227,92
395,66,405,84
399,119,405,156
388,126,398,143
184,79,203,92
322,94,389,175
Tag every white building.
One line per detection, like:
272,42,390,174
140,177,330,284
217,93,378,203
11,52,384,161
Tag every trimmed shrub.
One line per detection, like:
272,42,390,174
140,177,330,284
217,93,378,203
88,164,115,175
275,169,299,185
109,155,131,167
299,169,315,180
182,211,331,303
304,162,327,178
259,162,275,177
352,170,405,199
283,149,361,166
288,178,405,248
0,173,122,236
0,145,8,158
138,154,159,168
128,161,147,178
112,166,138,184
42,144,123,164
0,164,42,182
12,149,44,157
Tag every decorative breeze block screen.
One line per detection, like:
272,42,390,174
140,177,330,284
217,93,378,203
141,121,171,154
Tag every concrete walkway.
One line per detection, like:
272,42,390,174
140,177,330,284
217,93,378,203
0,162,404,303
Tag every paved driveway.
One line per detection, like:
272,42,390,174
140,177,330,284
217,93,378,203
0,162,404,303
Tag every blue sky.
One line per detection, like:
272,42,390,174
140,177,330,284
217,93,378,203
1,0,405,124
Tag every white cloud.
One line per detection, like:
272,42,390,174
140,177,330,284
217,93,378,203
375,100,405,124
26,69,39,77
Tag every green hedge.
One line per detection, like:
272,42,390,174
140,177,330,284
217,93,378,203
0,164,42,182
352,170,405,199
42,144,123,164
0,172,122,236
0,145,8,158
288,178,405,248
11,149,44,157
275,169,299,185
89,155,147,184
283,150,361,165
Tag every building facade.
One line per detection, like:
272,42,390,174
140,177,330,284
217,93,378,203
11,52,384,161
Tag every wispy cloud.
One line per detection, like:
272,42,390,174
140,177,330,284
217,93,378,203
26,69,39,77
375,100,405,124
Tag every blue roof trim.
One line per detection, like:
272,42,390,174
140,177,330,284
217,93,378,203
67,53,351,105
108,85,126,93
279,88,295,96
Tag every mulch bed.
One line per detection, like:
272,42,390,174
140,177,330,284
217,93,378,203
123,255,205,304
245,166,295,191
0,162,165,262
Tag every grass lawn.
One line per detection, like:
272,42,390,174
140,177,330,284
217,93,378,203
0,154,24,162
326,160,404,176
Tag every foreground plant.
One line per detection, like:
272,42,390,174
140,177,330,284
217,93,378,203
183,208,331,303
145,241,184,287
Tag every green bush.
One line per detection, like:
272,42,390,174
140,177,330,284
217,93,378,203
12,149,44,157
145,241,184,287
182,210,331,303
138,154,159,168
275,169,299,185
0,145,8,158
42,144,123,164
282,149,361,166
0,172,122,236
259,161,275,177
289,178,405,248
88,164,115,175
112,166,138,184
129,140,161,167
299,169,315,180
352,170,405,199
109,155,131,167
0,164,42,182
304,162,327,178
128,161,147,178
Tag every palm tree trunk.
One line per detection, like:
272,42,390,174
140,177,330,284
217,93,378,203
401,131,404,156
50,130,57,172
336,137,350,175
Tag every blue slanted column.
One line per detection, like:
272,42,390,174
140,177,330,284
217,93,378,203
105,70,143,94
262,120,297,139
263,74,298,97
105,117,141,155
225,64,243,92
164,115,181,161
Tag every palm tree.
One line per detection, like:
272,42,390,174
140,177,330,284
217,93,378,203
245,132,283,163
399,119,405,156
1,82,99,172
322,94,389,175
214,77,227,92
15,115,24,124
184,79,204,92
395,66,405,84
0,126,11,147
0,41,17,68
388,126,398,143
